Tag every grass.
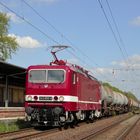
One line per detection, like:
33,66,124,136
0,122,19,133
0,120,30,133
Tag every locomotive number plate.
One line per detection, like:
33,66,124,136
39,96,52,101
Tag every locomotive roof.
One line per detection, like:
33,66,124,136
28,64,67,69
66,63,99,82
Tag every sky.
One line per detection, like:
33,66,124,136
0,0,140,99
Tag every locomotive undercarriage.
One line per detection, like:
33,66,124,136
25,103,139,126
25,106,101,127
26,106,71,127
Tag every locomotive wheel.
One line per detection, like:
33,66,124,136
89,118,94,123
58,122,63,131
58,126,62,131
86,120,90,124
74,120,79,127
64,123,69,129
70,123,75,128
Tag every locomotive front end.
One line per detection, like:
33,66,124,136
25,65,75,127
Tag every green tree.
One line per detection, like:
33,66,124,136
0,12,18,61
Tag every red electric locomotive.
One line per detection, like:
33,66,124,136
25,46,101,127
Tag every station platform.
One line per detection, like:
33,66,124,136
0,107,25,122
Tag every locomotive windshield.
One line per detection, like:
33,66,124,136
29,69,65,83
47,70,64,83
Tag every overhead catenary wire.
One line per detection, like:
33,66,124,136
105,0,129,58
22,0,139,95
0,2,89,67
97,0,131,75
22,0,101,68
0,1,60,45
22,0,112,81
21,0,110,80
0,1,113,82
23,0,134,73
105,0,137,80
96,0,127,83
22,0,64,39
105,0,138,77
22,0,76,52
97,0,127,63
98,0,134,74
98,0,138,87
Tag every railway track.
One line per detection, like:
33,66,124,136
0,127,58,140
0,117,111,140
13,128,59,140
0,113,137,140
117,116,140,140
81,114,140,140
0,128,33,137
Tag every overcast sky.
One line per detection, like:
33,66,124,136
0,0,140,99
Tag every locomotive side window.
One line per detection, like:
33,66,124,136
47,70,64,83
29,70,46,83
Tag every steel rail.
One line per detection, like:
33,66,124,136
80,114,134,140
0,127,34,137
13,128,59,140
116,116,140,140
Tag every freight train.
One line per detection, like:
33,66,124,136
25,46,139,127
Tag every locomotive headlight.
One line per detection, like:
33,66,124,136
26,95,32,101
59,96,64,101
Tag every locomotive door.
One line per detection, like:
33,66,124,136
72,72,80,110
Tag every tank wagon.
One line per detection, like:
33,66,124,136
101,86,129,115
128,98,139,113
25,46,139,127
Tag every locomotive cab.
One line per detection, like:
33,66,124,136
25,65,78,126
